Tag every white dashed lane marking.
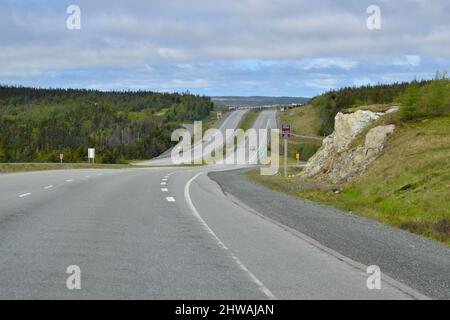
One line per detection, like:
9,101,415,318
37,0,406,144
161,182,167,185
161,188,168,192
44,185,53,190
166,197,176,202
65,179,73,182
19,193,31,198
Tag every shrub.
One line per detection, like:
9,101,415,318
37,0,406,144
398,78,450,122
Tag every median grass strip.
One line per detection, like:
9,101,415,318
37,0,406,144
249,116,450,245
240,109,259,131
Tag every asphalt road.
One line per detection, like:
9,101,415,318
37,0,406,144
135,109,249,166
0,110,433,299
0,166,420,299
209,168,450,300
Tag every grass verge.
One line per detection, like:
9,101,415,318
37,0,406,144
249,116,450,245
0,162,205,173
240,109,259,131
0,163,132,173
279,105,323,161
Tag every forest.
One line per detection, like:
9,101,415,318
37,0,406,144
0,86,214,163
310,74,450,136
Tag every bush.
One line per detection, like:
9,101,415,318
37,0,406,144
398,78,450,122
297,143,321,161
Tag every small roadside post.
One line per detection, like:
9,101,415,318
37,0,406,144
296,152,300,165
88,148,95,164
281,124,291,177
59,153,64,164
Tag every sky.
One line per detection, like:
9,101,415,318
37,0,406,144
0,0,449,97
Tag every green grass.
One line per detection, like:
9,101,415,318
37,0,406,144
278,105,323,161
249,116,450,245
279,104,321,136
240,110,259,131
202,110,227,134
0,162,205,173
0,163,132,173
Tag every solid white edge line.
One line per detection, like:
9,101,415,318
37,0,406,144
184,172,276,300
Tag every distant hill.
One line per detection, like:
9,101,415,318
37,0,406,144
212,96,310,108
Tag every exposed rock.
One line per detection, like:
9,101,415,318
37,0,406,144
385,106,400,114
333,110,381,152
300,109,396,183
364,125,395,158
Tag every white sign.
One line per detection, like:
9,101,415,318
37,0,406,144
88,148,95,159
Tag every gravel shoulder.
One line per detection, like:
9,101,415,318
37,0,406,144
208,168,450,300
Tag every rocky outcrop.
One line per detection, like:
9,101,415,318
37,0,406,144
301,109,396,183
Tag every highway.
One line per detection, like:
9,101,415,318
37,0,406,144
135,109,249,166
0,110,426,299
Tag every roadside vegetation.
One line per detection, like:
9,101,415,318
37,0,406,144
0,163,132,173
0,86,214,164
251,77,450,244
202,109,227,134
309,77,445,136
240,109,259,131
278,104,323,161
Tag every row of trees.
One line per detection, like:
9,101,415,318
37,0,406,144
0,86,214,163
397,77,450,121
310,75,449,136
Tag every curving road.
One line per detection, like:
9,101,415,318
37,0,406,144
135,109,249,166
0,166,420,299
0,110,427,299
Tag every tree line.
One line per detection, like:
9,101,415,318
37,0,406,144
310,74,449,136
0,86,214,163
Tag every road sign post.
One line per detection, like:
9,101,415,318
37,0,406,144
59,153,64,164
281,125,291,177
88,148,95,164
296,152,300,165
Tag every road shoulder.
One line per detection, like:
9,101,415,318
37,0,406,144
208,168,450,300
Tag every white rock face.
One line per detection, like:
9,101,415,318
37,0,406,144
301,110,395,183
364,125,395,158
333,110,381,152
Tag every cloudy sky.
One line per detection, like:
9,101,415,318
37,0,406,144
0,0,449,97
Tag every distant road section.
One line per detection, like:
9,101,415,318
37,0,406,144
212,96,310,108
135,109,249,166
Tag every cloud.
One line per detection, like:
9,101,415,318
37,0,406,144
392,55,422,67
0,0,449,95
301,58,358,70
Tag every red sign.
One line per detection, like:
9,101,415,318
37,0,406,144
281,124,291,139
